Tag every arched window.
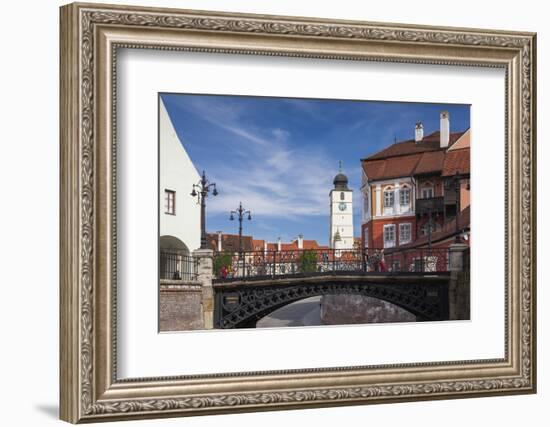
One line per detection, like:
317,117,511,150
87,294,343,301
383,186,394,207
400,185,411,205
340,192,345,200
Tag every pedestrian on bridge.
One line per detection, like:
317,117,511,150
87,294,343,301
220,264,229,279
379,250,387,272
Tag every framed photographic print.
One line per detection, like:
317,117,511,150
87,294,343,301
59,2,537,423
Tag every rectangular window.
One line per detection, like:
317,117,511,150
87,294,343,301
363,194,369,217
400,188,410,205
399,223,411,244
383,225,396,248
364,228,369,248
422,187,434,199
164,189,175,215
384,190,394,207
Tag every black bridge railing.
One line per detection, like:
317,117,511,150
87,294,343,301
213,247,450,281
160,252,198,281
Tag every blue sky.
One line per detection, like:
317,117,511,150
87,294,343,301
161,93,470,246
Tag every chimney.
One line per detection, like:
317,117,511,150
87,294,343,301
297,234,304,250
217,231,222,252
415,122,424,143
264,241,268,254
277,237,282,252
440,111,450,148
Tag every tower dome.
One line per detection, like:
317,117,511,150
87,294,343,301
333,172,349,190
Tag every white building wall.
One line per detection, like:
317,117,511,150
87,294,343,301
366,177,415,220
159,99,201,253
329,189,354,249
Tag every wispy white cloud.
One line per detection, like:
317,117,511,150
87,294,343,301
208,146,333,218
174,97,335,219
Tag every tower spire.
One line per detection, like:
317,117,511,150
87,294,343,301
338,160,343,173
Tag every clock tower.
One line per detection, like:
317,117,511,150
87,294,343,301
329,163,354,250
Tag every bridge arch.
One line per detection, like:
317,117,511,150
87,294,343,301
214,276,449,328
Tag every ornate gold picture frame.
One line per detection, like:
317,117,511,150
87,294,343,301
60,2,536,423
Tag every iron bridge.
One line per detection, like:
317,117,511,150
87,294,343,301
213,273,450,328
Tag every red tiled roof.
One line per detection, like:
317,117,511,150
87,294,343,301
414,150,446,175
280,243,296,251
366,154,422,181
206,234,218,251
361,159,388,181
362,130,469,181
209,233,328,253
303,240,322,250
442,148,470,176
252,239,265,251
364,131,465,160
206,233,253,252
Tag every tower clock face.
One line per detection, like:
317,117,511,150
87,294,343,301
338,202,347,211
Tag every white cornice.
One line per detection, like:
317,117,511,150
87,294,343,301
367,177,414,186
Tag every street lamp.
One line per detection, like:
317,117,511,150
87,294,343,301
230,201,252,260
190,170,218,249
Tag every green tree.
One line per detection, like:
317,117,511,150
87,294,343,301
299,250,318,273
213,253,233,276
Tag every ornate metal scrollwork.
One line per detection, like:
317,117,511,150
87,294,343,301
215,278,449,328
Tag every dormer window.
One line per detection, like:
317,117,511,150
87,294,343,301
422,188,434,198
421,182,434,199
